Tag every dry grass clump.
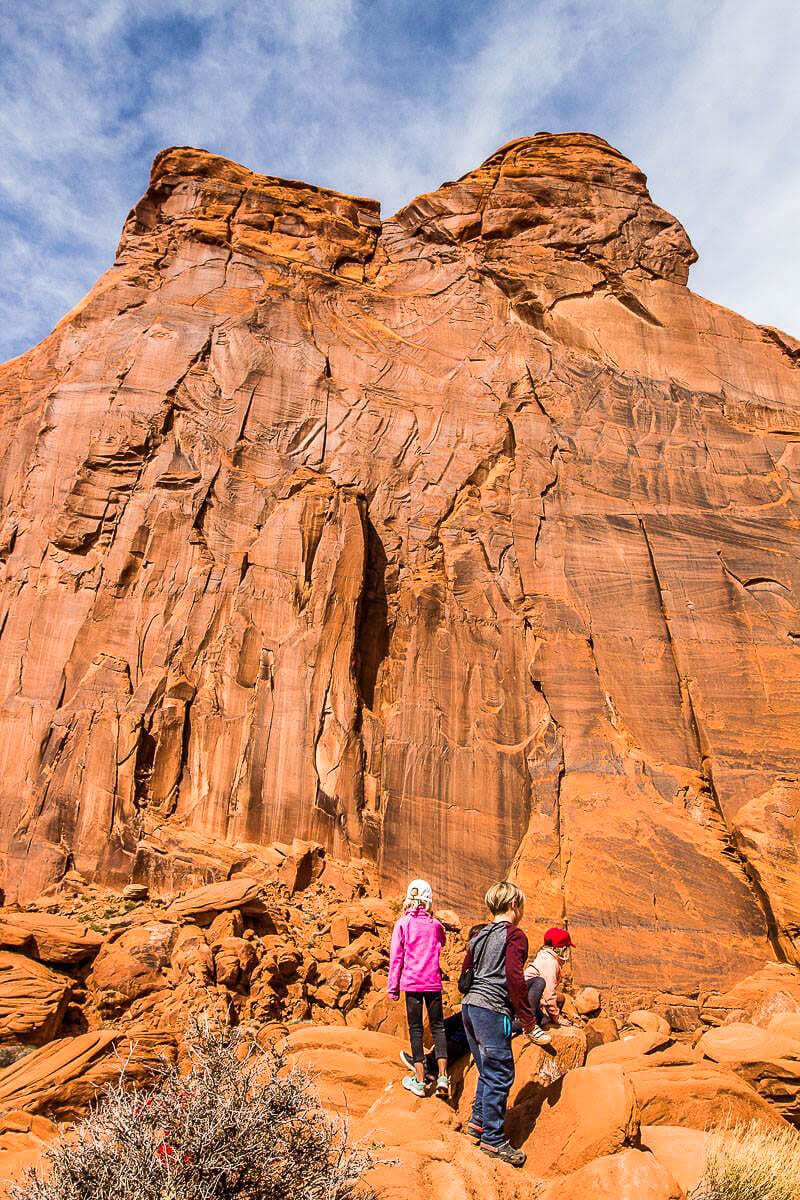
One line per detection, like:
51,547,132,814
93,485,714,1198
12,1016,376,1200
692,1119,800,1200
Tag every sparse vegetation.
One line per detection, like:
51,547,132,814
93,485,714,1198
12,1017,376,1200
691,1120,800,1200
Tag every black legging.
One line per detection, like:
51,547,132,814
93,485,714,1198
405,991,448,1065
527,975,546,1024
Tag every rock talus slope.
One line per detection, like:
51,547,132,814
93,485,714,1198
1,134,799,992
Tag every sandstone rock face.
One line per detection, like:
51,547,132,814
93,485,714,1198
698,1021,800,1122
0,911,102,964
0,1029,170,1119
521,1061,639,1176
640,1126,709,1196
1,133,799,995
0,1112,59,1200
0,951,71,1044
541,1147,685,1200
700,962,800,1025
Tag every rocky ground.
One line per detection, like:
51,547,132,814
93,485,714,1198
1,845,800,1198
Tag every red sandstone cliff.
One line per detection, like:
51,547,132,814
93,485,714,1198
1,133,798,993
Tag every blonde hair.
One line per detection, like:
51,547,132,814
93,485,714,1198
484,880,525,916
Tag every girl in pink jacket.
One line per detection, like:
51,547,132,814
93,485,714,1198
524,925,574,1039
388,878,448,1098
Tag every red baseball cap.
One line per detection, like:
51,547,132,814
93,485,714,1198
544,926,574,948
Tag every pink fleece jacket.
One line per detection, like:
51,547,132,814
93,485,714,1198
524,946,561,1021
388,908,446,995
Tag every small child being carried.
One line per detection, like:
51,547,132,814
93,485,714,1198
523,925,574,1042
388,879,449,1098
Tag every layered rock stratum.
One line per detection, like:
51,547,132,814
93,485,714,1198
1,132,799,999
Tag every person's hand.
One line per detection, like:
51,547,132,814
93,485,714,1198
388,992,400,1002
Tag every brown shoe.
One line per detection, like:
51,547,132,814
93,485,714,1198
479,1141,526,1168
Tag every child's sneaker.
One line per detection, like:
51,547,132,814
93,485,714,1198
479,1141,527,1168
435,1074,450,1099
399,1050,415,1071
530,1025,552,1045
402,1074,426,1098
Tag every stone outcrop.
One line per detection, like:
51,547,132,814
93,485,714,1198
698,1021,800,1122
1,132,799,1000
0,952,71,1045
0,1029,170,1119
0,913,102,965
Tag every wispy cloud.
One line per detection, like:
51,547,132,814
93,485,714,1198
1,0,797,360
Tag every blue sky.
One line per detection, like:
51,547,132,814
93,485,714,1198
1,0,798,361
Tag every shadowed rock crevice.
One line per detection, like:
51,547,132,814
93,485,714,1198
354,516,391,713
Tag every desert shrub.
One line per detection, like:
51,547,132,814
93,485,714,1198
12,1016,376,1200
691,1119,800,1200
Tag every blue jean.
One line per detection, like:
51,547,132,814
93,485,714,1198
462,1004,515,1146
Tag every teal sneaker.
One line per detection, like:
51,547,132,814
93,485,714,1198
402,1074,426,1098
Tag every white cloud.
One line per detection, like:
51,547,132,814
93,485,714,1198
619,0,800,332
0,0,797,360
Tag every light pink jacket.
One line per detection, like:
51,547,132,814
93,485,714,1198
524,946,561,1021
388,908,445,994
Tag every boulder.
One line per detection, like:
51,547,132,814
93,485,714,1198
627,1060,788,1130
522,1062,639,1176
213,936,257,987
336,931,385,971
700,963,800,1026
574,987,601,1016
0,1029,172,1119
0,911,102,964
458,1026,587,1146
698,1021,800,1122
768,1013,800,1041
0,951,71,1044
286,1025,404,1116
330,914,350,949
585,1017,620,1051
169,924,214,984
86,921,177,1013
542,1148,685,1200
641,1125,710,1195
122,883,149,901
207,910,244,942
0,1112,59,1200
750,989,800,1028
166,877,267,923
626,1010,671,1039
276,840,325,894
356,1090,507,1200
587,1029,670,1065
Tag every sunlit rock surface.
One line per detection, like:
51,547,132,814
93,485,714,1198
1,134,799,993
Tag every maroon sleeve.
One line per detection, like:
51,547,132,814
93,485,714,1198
460,942,474,976
505,926,535,1031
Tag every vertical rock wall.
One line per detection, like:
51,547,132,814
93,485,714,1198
1,135,799,991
